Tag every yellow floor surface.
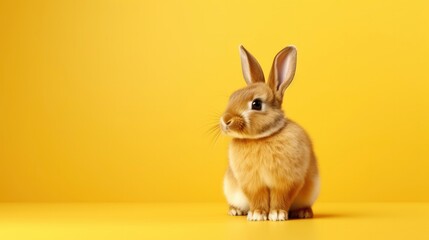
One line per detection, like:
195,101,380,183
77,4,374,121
0,202,428,240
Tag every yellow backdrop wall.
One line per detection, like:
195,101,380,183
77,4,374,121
1,0,428,202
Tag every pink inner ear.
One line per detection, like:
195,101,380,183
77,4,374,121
277,66,285,90
275,51,294,91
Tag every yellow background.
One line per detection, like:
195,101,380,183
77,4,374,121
0,0,428,202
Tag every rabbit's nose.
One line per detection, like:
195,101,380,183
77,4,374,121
221,114,234,128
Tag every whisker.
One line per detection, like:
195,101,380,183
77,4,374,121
203,120,221,127
211,130,220,145
209,128,222,146
204,110,225,146
206,124,220,134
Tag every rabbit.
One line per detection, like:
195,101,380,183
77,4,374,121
221,45,320,221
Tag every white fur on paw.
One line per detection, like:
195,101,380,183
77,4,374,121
268,210,288,221
228,208,244,216
247,210,267,221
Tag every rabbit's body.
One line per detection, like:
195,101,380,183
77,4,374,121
224,119,319,220
220,45,319,221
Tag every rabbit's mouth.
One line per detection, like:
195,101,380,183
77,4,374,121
220,123,243,137
220,114,246,135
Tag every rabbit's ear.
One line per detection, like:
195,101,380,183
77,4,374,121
239,45,265,85
268,46,297,99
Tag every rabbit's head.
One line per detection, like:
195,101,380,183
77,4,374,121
220,45,297,139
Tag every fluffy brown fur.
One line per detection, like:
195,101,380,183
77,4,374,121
221,46,320,221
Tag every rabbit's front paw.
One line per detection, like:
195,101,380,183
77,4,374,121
247,209,267,221
268,209,288,221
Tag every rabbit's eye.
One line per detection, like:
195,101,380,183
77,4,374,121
251,99,262,111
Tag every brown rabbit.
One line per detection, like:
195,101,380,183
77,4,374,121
221,45,320,221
